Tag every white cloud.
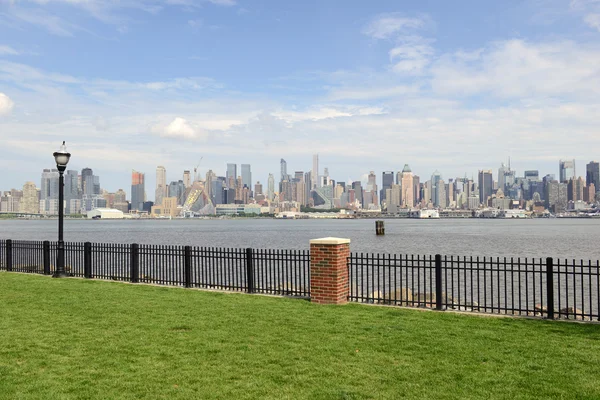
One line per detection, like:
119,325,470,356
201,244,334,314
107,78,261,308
363,13,428,39
153,117,209,140
430,39,600,98
0,45,19,55
0,93,15,116
389,41,434,74
584,13,600,30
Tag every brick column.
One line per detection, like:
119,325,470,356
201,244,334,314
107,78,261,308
310,237,351,305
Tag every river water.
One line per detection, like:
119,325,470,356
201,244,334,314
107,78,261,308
1,218,599,260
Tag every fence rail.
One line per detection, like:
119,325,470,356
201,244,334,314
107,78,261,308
0,239,310,299
348,253,600,321
2,239,599,321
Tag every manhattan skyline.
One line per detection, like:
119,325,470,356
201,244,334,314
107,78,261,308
1,1,600,192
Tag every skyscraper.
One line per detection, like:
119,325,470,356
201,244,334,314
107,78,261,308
81,168,93,195
183,170,191,188
156,166,167,205
478,170,493,205
559,160,576,183
312,154,319,189
131,170,145,211
431,170,442,207
352,181,363,208
254,182,263,196
586,161,599,192
241,164,252,189
401,165,414,208
226,164,237,188
280,159,288,183
267,173,275,201
381,171,394,204
498,163,508,192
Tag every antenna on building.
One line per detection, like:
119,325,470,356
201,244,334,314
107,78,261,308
508,156,511,171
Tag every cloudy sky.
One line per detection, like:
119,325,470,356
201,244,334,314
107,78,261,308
1,0,600,198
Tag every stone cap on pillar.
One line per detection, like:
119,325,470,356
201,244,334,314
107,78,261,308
310,237,351,245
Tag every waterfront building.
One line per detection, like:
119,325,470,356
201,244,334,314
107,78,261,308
586,161,599,192
545,180,568,212
131,170,145,211
64,170,80,214
559,160,576,183
155,166,167,206
87,208,124,219
168,180,186,205
438,180,447,209
20,182,39,214
413,175,420,204
352,181,363,208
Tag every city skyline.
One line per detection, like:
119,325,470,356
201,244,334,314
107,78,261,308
1,1,600,191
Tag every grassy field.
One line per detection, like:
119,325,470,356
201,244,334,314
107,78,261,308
1,272,600,399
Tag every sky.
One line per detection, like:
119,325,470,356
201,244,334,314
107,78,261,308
1,0,600,199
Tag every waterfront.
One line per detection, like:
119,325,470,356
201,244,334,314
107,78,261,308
2,218,600,260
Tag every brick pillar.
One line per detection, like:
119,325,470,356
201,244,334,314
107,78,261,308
310,237,351,305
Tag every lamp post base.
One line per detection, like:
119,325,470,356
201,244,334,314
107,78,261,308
52,271,69,278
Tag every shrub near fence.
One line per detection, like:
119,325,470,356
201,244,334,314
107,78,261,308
0,240,310,298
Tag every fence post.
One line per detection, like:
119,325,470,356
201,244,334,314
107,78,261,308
43,241,50,275
84,242,92,279
184,246,192,288
309,238,351,304
435,254,443,311
246,248,254,293
6,239,12,272
130,243,139,283
546,257,554,320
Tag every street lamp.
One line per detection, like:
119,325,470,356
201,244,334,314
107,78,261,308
53,141,71,278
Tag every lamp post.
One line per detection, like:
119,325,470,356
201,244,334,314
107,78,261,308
53,141,71,278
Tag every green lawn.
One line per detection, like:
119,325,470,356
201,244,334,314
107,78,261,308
1,273,600,400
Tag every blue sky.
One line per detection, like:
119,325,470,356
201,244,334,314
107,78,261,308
1,0,600,198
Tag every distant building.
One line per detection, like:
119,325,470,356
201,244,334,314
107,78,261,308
226,164,237,189
586,161,599,192
478,170,493,205
151,197,179,218
131,170,145,211
380,171,394,204
20,182,39,214
559,160,576,183
241,164,252,191
401,165,414,208
87,208,124,219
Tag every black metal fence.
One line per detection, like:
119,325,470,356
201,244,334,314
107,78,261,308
0,239,310,298
348,253,600,321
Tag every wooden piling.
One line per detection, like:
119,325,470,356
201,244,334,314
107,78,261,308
376,220,385,235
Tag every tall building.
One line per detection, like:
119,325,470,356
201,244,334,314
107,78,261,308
156,166,167,205
40,169,59,200
413,175,421,204
254,182,263,196
280,159,288,183
20,182,39,214
131,170,145,211
381,171,394,204
524,170,540,181
438,180,447,208
226,164,237,188
401,164,414,208
183,170,191,188
431,170,442,207
586,161,599,192
304,172,311,205
267,173,275,201
352,181,363,208
478,170,493,205
559,160,576,183
568,177,585,202
205,170,216,198
81,168,94,195
64,170,80,214
312,154,319,189
241,164,252,190
498,163,508,192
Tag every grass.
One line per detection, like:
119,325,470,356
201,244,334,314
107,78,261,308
1,273,600,400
